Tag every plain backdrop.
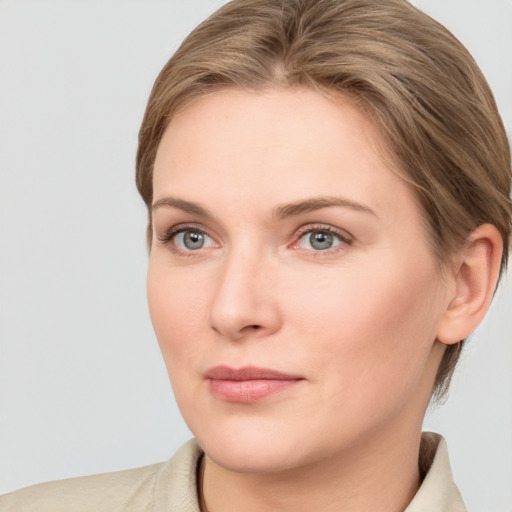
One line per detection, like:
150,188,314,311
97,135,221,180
0,1,511,510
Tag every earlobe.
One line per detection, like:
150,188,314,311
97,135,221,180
436,224,503,346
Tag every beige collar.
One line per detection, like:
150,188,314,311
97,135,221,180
154,432,466,512
405,432,466,511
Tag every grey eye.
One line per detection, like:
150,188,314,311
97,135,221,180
296,228,346,252
183,231,204,249
174,229,214,250
309,232,334,250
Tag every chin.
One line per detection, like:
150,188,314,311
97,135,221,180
201,433,303,474
190,414,313,474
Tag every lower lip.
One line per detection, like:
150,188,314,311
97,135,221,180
208,378,301,403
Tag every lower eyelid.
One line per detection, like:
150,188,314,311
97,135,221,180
294,237,348,252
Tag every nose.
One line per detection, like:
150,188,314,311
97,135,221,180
208,248,282,341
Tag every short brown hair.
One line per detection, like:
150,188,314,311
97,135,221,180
136,0,512,399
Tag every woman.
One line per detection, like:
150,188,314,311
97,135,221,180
1,0,510,510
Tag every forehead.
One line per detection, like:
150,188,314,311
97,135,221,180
152,88,417,223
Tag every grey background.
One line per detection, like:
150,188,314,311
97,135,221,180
0,1,511,510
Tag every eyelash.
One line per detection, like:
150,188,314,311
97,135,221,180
292,224,353,256
157,223,353,257
157,223,215,258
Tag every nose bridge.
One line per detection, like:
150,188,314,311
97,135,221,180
208,238,280,339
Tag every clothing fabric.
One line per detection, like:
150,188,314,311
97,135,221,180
0,432,466,511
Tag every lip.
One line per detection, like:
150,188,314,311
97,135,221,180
205,366,304,403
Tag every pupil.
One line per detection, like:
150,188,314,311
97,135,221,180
310,232,333,250
184,231,204,249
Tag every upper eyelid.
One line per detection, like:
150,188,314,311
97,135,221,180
161,223,211,237
155,223,216,247
294,223,353,240
156,219,223,243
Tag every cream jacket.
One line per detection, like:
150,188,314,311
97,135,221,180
0,433,466,511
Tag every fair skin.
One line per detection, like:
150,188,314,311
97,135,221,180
147,88,502,512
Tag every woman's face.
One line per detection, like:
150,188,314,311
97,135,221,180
148,88,450,473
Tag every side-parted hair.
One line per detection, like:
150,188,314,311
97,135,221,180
136,0,512,399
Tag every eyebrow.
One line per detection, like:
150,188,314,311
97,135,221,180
151,195,377,219
152,197,213,218
272,196,377,219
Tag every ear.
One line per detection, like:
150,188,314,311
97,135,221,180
436,224,504,345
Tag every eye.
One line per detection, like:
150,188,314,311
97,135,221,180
170,229,215,251
294,226,351,252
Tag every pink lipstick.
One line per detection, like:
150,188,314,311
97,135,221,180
205,366,304,403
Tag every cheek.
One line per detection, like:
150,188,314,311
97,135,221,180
147,260,215,421
147,260,209,364
287,255,442,397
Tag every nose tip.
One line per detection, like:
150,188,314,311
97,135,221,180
209,299,280,340
208,258,281,341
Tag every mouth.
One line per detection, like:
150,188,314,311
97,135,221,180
204,366,305,403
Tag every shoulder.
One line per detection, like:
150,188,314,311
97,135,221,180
0,463,163,512
0,439,203,512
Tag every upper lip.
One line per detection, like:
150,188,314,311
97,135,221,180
205,366,303,381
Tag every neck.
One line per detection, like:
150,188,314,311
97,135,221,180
200,426,423,512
